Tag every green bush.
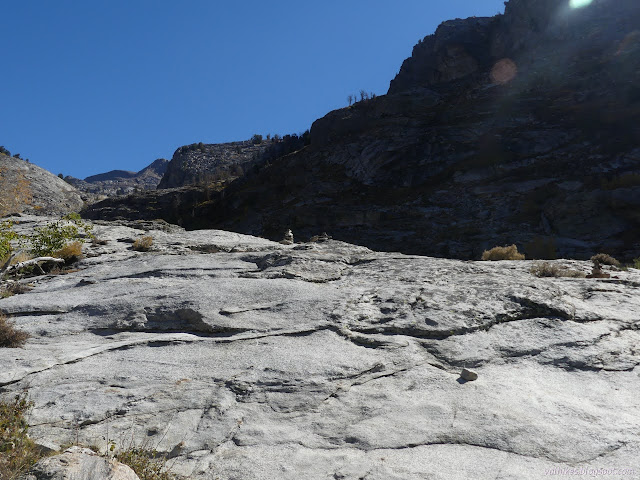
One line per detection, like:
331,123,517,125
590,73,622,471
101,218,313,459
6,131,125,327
29,214,93,258
0,221,19,264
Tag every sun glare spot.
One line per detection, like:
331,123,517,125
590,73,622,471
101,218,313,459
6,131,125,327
491,59,518,85
570,0,593,9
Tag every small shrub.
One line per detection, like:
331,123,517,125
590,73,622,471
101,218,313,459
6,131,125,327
0,313,29,348
53,241,83,264
590,253,620,267
481,244,525,261
0,220,19,263
0,282,31,298
115,446,179,480
132,236,153,252
0,392,42,479
530,262,585,278
29,215,92,258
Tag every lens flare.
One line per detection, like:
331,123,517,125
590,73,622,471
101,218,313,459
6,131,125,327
570,0,593,8
491,59,518,84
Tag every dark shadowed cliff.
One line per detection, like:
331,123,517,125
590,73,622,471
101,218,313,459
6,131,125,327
85,0,640,260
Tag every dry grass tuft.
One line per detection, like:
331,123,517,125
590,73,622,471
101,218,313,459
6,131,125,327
132,236,153,252
0,313,29,348
0,392,42,479
481,244,525,261
530,262,586,278
590,253,620,267
0,282,31,299
53,241,83,264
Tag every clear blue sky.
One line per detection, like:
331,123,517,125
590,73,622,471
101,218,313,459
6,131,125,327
1,1,505,179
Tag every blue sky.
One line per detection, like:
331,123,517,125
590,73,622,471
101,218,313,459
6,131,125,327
1,1,505,179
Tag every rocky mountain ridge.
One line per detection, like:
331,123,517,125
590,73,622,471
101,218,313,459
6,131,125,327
65,158,169,199
157,134,309,190
83,0,640,260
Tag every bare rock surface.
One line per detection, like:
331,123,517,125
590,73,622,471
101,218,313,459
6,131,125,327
1,216,640,479
0,154,83,216
20,446,140,480
157,140,269,190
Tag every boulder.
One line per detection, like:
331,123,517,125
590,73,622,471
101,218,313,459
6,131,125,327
20,447,139,480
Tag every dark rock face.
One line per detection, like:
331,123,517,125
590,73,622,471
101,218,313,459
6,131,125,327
82,185,212,228
66,159,169,198
84,0,640,260
0,154,83,216
388,16,499,94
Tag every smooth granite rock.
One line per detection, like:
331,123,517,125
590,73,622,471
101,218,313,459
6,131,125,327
0,154,83,216
1,216,639,479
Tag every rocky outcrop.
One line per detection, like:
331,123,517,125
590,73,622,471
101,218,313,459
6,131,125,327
1,216,640,479
0,154,84,216
388,16,499,94
157,135,309,190
157,141,269,189
66,159,169,198
20,447,140,480
82,0,640,261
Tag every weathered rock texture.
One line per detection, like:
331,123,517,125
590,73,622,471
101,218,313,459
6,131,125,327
66,159,169,198
1,216,640,479
20,446,140,480
0,155,83,216
157,141,269,189
84,0,640,260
